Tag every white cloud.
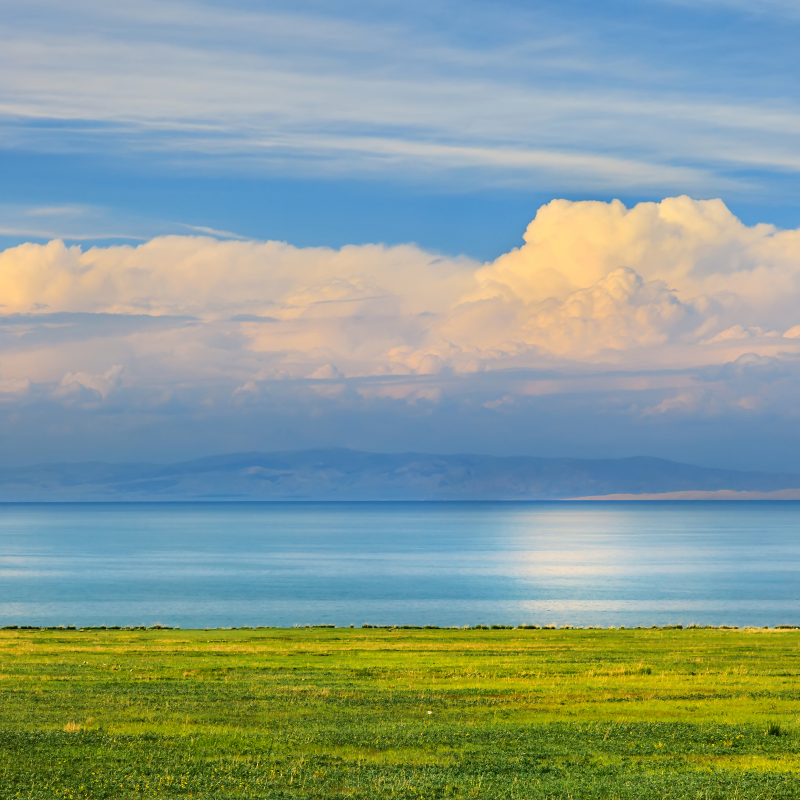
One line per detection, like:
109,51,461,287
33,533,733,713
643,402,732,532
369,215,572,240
0,376,31,399
475,196,800,306
0,236,473,318
0,0,799,190
56,365,123,402
4,196,800,428
642,392,702,417
308,364,344,380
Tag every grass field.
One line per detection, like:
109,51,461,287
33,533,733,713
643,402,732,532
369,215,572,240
2,626,800,798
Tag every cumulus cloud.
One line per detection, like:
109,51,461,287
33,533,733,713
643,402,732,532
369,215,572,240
476,196,800,305
5,196,800,463
5,196,800,374
0,237,471,318
57,365,124,401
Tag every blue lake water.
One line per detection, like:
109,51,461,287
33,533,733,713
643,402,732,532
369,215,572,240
1,502,800,628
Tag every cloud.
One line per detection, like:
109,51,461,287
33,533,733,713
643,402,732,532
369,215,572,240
308,364,344,380
699,352,792,397
641,391,703,417
437,266,695,359
0,237,472,319
3,197,800,381
0,376,31,399
57,365,123,400
4,196,800,466
1,0,799,192
476,196,800,307
449,196,800,362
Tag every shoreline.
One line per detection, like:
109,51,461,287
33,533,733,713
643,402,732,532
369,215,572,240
3,623,800,632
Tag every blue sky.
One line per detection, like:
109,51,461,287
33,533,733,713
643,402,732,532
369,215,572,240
3,0,800,254
2,0,800,470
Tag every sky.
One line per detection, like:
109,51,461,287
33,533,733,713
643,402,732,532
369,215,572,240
2,0,800,470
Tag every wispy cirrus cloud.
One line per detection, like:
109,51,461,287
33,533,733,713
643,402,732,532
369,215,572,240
0,205,148,242
0,0,798,192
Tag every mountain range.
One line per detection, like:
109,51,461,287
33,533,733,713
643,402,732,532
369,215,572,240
1,449,799,501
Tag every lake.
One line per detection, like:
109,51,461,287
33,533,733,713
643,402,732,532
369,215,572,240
1,501,799,628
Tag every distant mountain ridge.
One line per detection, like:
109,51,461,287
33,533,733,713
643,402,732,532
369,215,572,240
1,449,799,501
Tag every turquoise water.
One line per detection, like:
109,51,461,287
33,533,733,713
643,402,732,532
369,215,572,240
1,502,800,628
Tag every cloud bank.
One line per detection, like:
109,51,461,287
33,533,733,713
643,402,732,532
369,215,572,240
3,196,800,468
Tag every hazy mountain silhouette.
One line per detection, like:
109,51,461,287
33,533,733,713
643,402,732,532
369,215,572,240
1,449,799,500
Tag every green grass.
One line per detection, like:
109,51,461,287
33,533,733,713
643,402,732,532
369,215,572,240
2,626,800,798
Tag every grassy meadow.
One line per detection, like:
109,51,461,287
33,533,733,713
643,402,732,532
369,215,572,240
1,626,800,798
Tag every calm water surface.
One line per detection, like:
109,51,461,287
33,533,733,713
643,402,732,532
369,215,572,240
1,502,799,628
